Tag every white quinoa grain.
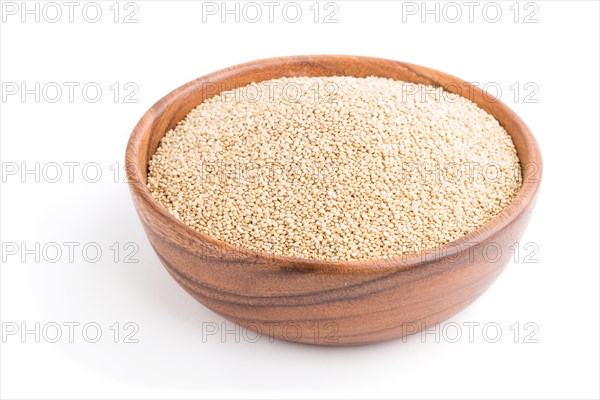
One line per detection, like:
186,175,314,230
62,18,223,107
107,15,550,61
147,76,522,261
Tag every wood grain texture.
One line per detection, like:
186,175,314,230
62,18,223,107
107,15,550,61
125,55,542,345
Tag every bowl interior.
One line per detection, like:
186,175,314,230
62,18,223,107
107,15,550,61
127,55,542,268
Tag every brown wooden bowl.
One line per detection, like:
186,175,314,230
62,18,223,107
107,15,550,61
126,55,542,346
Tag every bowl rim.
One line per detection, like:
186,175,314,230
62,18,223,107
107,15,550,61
125,55,542,272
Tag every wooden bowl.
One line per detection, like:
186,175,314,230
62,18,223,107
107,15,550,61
126,55,542,345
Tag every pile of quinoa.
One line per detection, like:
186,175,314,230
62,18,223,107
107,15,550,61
147,76,522,261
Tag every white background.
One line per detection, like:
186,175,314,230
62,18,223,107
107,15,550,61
1,1,599,399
